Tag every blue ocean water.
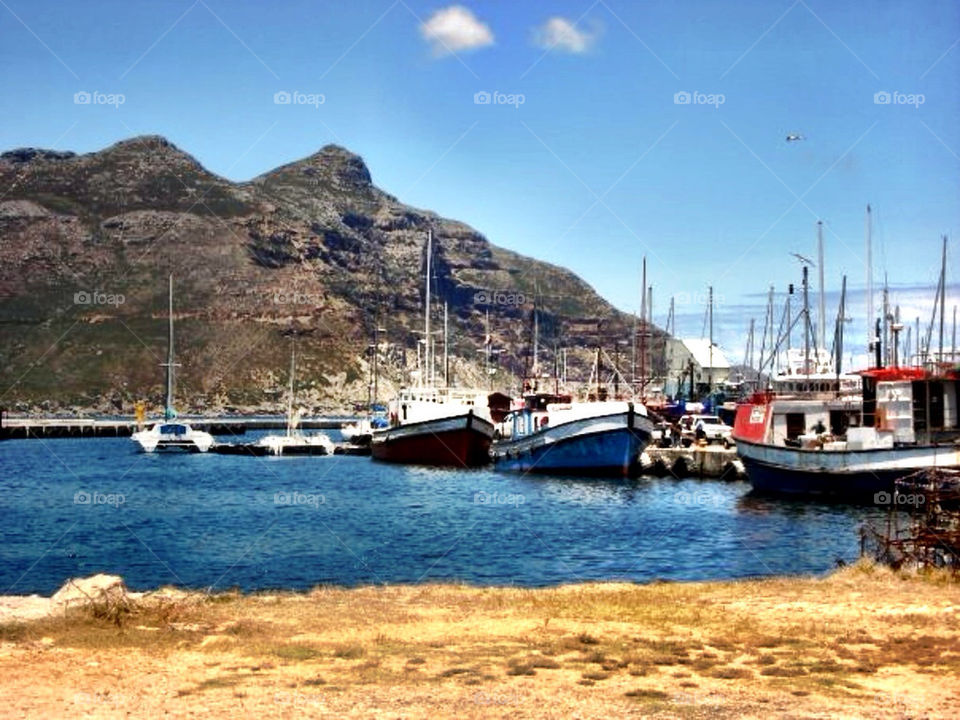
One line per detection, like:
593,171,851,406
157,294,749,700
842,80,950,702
0,433,884,595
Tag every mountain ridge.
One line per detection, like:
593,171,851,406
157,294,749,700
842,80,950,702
0,135,650,413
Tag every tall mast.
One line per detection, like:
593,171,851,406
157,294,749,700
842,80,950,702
648,286,654,380
639,258,647,393
865,204,874,355
163,273,177,420
708,285,714,390
817,220,825,351
882,277,890,366
423,230,432,388
767,285,775,373
443,300,449,388
532,299,539,377
286,338,296,436
835,275,846,379
938,235,947,363
484,308,491,388
802,266,810,377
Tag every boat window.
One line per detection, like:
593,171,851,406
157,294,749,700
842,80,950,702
785,413,805,440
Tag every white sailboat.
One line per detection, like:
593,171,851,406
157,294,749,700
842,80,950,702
132,275,214,453
253,339,334,456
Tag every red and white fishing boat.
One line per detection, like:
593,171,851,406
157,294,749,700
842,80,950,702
370,229,495,467
734,366,960,499
371,387,495,467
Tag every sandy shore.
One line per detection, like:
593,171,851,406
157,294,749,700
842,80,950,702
1,562,958,718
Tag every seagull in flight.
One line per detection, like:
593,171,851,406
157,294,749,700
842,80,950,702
786,133,805,142
790,252,815,266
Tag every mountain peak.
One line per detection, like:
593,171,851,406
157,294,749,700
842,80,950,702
258,144,373,190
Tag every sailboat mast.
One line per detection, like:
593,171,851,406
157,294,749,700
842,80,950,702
639,258,647,392
802,266,810,377
882,278,890,367
287,339,296,437
443,300,449,388
817,220,825,351
165,274,175,420
865,204,874,356
708,285,713,390
423,230,432,388
938,235,947,363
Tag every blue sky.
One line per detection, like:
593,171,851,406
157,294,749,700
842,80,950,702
1,0,958,365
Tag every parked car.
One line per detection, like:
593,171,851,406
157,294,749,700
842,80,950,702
679,414,734,447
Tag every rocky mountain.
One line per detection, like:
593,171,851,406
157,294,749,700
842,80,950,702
0,136,652,414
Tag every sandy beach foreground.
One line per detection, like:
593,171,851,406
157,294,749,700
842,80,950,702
0,563,958,719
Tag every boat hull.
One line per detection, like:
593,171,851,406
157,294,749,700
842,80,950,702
492,408,653,477
132,424,214,453
737,438,960,500
371,412,494,467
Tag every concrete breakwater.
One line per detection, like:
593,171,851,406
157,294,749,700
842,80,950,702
641,445,746,480
0,416,351,439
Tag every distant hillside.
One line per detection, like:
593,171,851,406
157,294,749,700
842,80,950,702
0,136,656,413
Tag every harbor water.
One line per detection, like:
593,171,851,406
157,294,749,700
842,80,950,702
0,433,886,595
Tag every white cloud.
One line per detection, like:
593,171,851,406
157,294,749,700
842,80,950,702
420,5,494,56
533,17,599,54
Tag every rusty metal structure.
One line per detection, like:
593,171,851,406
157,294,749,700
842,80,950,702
861,468,960,573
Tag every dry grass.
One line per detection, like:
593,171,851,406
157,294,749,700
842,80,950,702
1,561,959,717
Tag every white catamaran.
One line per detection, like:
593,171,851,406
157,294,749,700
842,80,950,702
252,339,334,456
131,275,214,453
